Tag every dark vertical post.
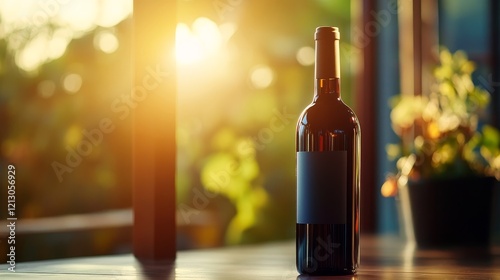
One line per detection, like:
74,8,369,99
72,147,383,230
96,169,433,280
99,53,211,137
357,0,378,233
413,0,422,96
132,0,176,260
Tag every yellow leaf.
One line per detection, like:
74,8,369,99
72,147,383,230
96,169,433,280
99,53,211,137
427,122,440,139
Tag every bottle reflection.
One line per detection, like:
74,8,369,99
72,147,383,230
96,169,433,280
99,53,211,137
297,274,358,280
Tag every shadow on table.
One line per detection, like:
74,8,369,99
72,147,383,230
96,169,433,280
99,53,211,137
135,259,175,279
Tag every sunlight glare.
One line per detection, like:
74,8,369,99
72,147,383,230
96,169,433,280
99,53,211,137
176,23,204,65
219,22,238,42
0,1,39,33
0,0,132,72
176,17,223,65
48,28,72,59
95,0,132,27
56,0,98,33
16,31,50,72
192,17,222,53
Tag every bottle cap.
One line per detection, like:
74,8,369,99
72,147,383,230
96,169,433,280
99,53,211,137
314,26,340,79
315,26,340,41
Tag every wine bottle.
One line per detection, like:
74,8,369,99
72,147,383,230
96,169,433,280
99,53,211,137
296,26,360,275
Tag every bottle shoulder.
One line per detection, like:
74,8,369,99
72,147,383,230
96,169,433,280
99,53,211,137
297,99,360,130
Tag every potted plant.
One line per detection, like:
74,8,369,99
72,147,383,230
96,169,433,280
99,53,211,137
381,48,499,248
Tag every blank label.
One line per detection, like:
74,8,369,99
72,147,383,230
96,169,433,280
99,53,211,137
297,151,347,224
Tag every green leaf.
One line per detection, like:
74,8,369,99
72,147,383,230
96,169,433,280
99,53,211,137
482,125,500,150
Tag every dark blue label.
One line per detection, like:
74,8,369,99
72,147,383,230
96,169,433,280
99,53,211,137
297,151,347,224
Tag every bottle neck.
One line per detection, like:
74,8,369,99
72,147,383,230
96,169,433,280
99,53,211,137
314,27,341,101
314,78,341,101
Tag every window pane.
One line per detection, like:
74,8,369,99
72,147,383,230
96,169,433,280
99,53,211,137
175,0,354,248
0,0,133,261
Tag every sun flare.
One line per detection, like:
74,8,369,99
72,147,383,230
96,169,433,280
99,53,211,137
175,17,231,66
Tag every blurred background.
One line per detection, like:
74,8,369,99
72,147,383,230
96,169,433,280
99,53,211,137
0,0,499,262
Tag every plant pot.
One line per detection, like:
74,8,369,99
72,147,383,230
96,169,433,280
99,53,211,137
398,176,497,248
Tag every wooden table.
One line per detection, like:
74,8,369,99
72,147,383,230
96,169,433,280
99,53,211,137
1,235,499,279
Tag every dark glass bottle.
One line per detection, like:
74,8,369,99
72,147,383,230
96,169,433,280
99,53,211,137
296,26,360,275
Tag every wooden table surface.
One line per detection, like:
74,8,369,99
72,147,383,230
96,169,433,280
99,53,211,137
1,235,499,279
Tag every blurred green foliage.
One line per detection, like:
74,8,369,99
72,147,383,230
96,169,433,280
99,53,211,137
176,0,353,244
0,3,133,261
0,19,132,220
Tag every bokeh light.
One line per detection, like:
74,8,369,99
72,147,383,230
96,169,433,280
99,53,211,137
48,28,72,59
250,65,274,89
0,0,132,72
95,0,133,28
15,31,50,72
56,0,99,33
296,46,315,66
62,73,83,94
94,30,119,53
